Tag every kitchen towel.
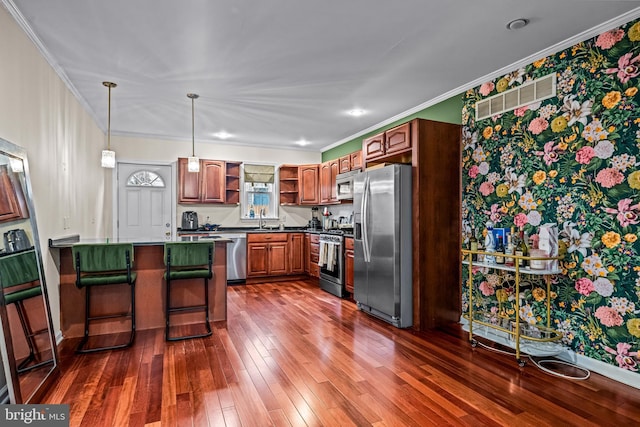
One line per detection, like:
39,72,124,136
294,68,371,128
327,242,336,272
318,241,328,267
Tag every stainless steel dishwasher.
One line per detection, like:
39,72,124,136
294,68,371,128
218,232,246,284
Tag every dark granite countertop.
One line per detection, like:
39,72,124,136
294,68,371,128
49,234,231,248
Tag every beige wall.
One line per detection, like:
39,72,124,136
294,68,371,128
0,7,109,338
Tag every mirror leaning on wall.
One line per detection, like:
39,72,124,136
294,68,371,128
0,137,58,403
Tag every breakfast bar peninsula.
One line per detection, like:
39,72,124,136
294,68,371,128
49,236,229,339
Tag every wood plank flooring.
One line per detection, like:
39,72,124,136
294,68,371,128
39,279,640,426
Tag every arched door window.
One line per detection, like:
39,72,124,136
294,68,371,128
126,170,165,187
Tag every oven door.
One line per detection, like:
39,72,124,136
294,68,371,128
319,241,344,284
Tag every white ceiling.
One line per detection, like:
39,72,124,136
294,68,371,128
4,1,640,152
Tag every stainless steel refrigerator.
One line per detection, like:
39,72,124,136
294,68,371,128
353,164,412,328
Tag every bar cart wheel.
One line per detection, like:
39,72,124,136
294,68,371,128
517,359,526,367
470,339,478,347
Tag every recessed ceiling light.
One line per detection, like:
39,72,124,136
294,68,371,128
347,109,366,117
506,18,529,30
295,139,311,146
213,131,232,139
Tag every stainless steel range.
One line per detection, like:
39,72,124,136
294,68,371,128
318,231,345,297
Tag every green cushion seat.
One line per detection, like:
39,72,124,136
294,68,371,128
76,272,138,287
3,286,42,305
164,269,210,280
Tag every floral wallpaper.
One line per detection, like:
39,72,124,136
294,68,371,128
461,18,640,374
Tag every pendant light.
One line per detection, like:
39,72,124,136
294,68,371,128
101,81,117,168
187,93,200,172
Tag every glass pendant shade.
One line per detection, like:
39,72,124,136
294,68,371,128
101,149,116,168
187,156,200,172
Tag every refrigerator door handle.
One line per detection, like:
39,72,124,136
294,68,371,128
362,175,371,263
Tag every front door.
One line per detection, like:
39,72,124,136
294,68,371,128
117,163,173,241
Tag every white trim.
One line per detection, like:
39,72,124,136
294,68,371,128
554,348,640,390
460,317,640,390
1,0,103,131
322,6,640,151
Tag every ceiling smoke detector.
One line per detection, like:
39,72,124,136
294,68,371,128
506,18,529,30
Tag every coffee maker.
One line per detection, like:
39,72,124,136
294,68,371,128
4,229,31,253
181,211,199,230
309,207,321,230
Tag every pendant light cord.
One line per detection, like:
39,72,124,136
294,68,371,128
191,95,195,156
102,81,117,150
187,93,199,156
107,85,112,150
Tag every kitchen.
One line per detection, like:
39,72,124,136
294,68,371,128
1,0,640,425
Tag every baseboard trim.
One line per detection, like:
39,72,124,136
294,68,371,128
459,317,639,389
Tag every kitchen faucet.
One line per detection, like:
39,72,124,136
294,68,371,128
259,208,266,229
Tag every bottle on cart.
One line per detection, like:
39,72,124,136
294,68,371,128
515,229,528,267
469,228,478,261
495,235,505,264
505,227,515,266
484,221,496,263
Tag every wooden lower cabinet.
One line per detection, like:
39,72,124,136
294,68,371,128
308,234,320,278
344,237,354,294
247,233,288,278
289,233,304,274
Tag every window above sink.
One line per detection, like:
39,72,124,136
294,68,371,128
241,163,278,220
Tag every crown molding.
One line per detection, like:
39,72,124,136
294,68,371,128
1,0,104,132
322,6,640,152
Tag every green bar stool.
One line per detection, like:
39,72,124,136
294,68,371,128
72,243,136,353
164,241,214,341
0,249,54,373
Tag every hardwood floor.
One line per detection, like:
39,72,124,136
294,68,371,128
39,279,640,426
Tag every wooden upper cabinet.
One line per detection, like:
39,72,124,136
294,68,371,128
362,132,386,162
0,165,28,223
320,160,339,204
225,162,241,205
339,155,351,173
329,161,339,202
178,158,236,204
350,150,363,171
385,122,411,155
279,165,299,205
178,158,201,203
362,123,412,165
200,160,225,203
298,164,320,205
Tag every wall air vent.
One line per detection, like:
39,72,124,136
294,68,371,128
475,73,556,120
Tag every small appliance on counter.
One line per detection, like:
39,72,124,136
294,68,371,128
308,206,322,230
181,211,199,230
4,228,31,253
